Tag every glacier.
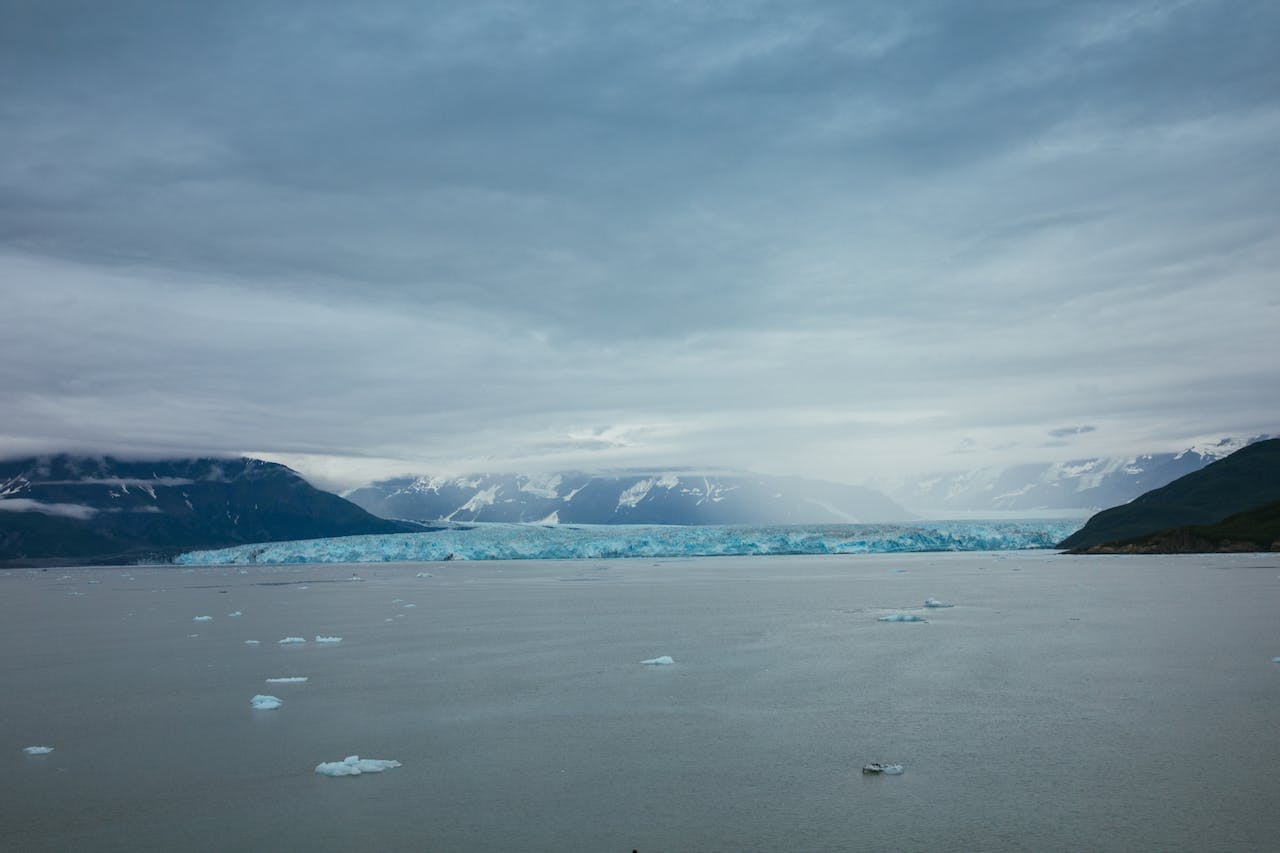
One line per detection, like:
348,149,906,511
174,520,1082,566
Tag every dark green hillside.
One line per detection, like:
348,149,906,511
1071,500,1280,553
1058,438,1280,550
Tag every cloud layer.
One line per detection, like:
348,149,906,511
3,1,1277,487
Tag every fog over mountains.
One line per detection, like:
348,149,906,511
344,471,911,525
879,436,1270,514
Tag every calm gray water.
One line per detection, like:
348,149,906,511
3,552,1279,852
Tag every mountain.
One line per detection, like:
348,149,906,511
883,436,1269,514
0,455,422,566
1069,500,1280,554
345,471,912,525
1058,438,1280,551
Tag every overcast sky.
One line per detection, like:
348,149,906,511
2,0,1277,490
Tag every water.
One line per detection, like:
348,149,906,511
4,551,1279,852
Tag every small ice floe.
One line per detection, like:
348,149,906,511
403,604,416,608
250,694,282,710
349,573,363,582
315,755,401,777
1272,657,1280,665
415,572,432,578
23,746,54,755
68,591,85,596
924,598,954,608
266,677,308,684
192,616,213,622
315,635,342,644
878,614,928,622
228,611,242,617
391,598,404,604
862,763,904,775
279,637,306,644
245,640,261,645
640,655,675,665
188,633,200,638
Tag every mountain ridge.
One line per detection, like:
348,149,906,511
1058,438,1280,551
345,470,913,525
0,454,422,566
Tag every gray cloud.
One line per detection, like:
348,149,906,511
2,1,1277,487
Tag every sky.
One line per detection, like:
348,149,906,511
2,0,1277,491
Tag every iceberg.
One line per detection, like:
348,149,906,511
23,746,54,755
192,616,212,622
315,635,342,644
641,655,675,665
175,520,1084,566
228,611,242,617
245,640,261,645
250,695,282,710
315,755,402,777
278,637,306,644
924,598,954,608
862,763,904,775
266,677,308,684
878,614,927,622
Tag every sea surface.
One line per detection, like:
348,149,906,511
4,551,1279,852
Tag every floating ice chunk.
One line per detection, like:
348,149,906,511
924,598,954,608
878,614,927,622
228,611,242,617
391,598,404,603
278,637,306,644
315,635,342,644
188,633,200,638
416,572,432,578
315,755,401,777
23,746,54,755
250,695,282,710
266,677,308,684
1273,657,1280,664
403,604,416,608
862,763,904,775
193,616,212,622
641,655,675,665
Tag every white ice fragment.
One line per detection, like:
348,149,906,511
315,755,401,777
641,655,675,665
924,598,954,608
415,572,432,578
228,610,242,617
193,615,213,622
862,763,904,775
23,746,54,755
315,635,343,644
266,677,308,684
245,640,261,645
250,694,282,710
403,604,416,608
278,637,306,644
878,614,928,622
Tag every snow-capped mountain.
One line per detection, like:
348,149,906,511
344,471,912,525
883,436,1271,514
0,455,419,565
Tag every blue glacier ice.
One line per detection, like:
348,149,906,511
174,520,1082,566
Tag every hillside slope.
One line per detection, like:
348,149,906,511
0,455,421,566
1057,438,1280,550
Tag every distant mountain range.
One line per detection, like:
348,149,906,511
882,436,1271,514
344,471,912,525
1059,438,1280,552
0,455,421,566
